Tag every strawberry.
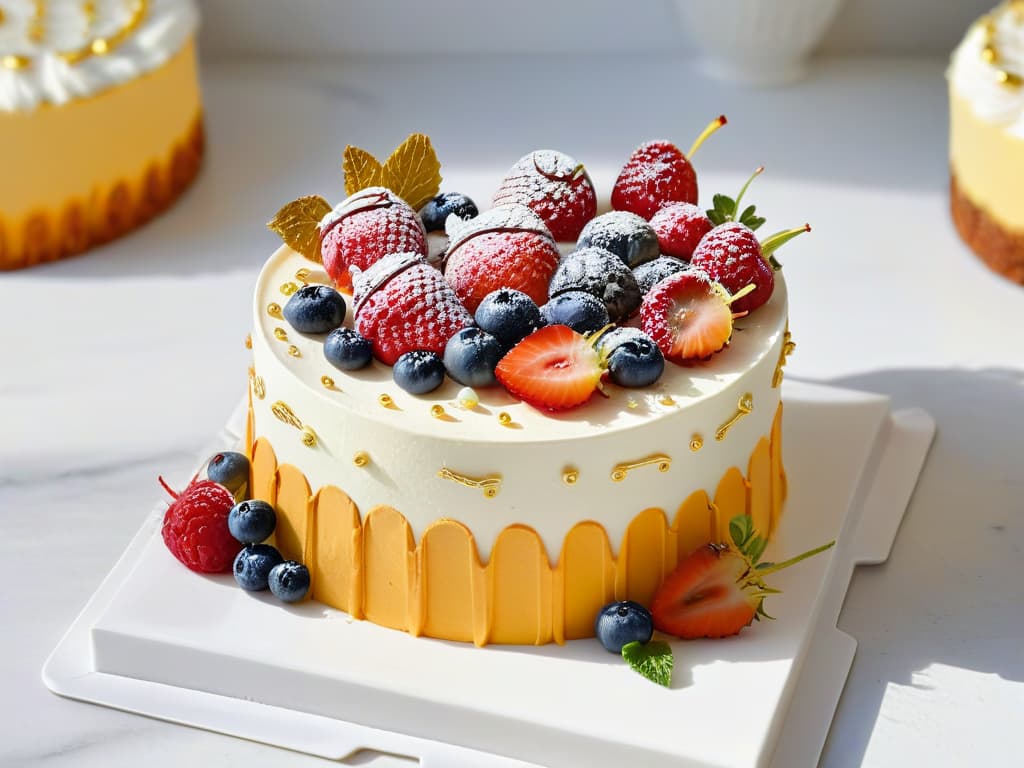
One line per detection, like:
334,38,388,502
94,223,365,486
492,150,597,241
649,202,713,260
611,116,727,220
160,476,242,573
495,324,607,411
354,252,473,365
640,270,752,364
690,222,810,315
650,514,834,639
444,204,561,314
319,187,427,291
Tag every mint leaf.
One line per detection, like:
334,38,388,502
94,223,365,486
622,640,673,687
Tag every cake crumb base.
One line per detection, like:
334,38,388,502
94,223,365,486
950,173,1024,285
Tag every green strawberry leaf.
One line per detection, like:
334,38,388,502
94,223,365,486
738,205,766,231
746,535,768,564
622,640,673,687
729,514,753,549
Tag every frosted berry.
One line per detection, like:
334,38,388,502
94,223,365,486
606,331,664,388
443,327,503,388
283,284,346,334
393,350,446,394
576,211,659,268
633,256,690,295
540,291,609,335
420,192,478,232
548,246,641,323
649,203,713,261
492,150,597,241
475,289,544,351
324,327,373,371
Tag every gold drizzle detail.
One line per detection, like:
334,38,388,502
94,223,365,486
252,375,266,400
321,375,335,389
280,282,299,296
378,393,397,409
772,326,796,388
980,11,1023,89
562,467,579,485
270,400,317,448
610,454,672,482
287,345,301,358
437,467,502,498
716,393,754,442
294,268,311,284
353,451,370,467
267,303,283,319
690,434,704,452
273,327,288,341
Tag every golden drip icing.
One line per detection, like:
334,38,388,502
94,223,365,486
353,451,370,467
716,393,754,442
610,454,671,482
287,345,301,358
321,375,336,390
273,327,288,341
378,393,397,409
562,467,579,485
437,467,502,498
244,334,252,349
772,327,796,388
267,303,283,319
270,400,317,447
980,9,1023,89
294,268,311,284
280,281,299,296
690,434,704,452
252,375,266,400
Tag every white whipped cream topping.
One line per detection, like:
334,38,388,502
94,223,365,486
0,0,198,113
950,5,1024,138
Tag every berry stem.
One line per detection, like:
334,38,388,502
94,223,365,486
686,115,728,160
760,224,812,270
158,475,180,500
731,167,765,221
753,539,836,578
724,283,757,306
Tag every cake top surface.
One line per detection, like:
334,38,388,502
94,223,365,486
950,1,1024,136
0,0,197,112
254,244,789,444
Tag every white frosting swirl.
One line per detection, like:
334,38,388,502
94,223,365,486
0,0,198,113
949,4,1024,138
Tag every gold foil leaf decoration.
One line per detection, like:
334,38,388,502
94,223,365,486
380,133,443,210
343,145,384,196
267,195,331,262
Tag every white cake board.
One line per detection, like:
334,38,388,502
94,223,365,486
43,380,934,768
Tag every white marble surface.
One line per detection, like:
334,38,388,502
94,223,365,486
1,53,1023,767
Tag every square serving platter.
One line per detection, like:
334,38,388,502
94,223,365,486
44,380,934,768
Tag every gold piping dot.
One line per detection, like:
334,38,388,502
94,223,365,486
353,451,370,467
378,393,396,409
498,412,512,426
430,404,446,419
321,375,335,389
267,303,283,318
690,434,704,452
562,468,579,485
273,327,288,341
280,282,299,296
287,345,301,357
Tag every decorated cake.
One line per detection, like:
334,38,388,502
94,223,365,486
160,123,825,674
949,0,1024,283
0,0,202,270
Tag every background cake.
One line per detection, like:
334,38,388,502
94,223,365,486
949,0,1024,283
0,0,202,270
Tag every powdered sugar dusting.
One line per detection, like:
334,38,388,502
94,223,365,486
611,141,698,221
445,203,553,255
492,151,597,241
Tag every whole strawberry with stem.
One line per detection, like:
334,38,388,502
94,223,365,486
650,514,835,639
160,476,242,573
444,204,561,314
319,187,427,291
354,252,473,365
640,270,755,364
611,115,727,220
492,150,597,241
692,167,809,315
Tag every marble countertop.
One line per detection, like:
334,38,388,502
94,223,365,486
2,53,1023,767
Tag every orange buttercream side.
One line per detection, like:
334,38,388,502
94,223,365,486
246,403,787,645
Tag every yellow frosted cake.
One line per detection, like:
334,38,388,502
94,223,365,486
949,1,1024,283
0,0,203,270
235,132,808,646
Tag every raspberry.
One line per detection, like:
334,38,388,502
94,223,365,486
354,253,473,365
492,150,597,241
160,477,241,573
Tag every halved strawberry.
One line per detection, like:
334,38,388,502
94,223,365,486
650,515,835,640
640,270,751,364
495,325,605,411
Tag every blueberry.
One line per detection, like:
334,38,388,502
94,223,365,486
228,499,277,545
324,327,373,371
577,211,659,268
443,327,503,387
206,451,249,494
283,284,346,334
540,291,609,335
594,600,654,654
268,560,311,603
393,350,446,394
474,289,544,350
233,544,284,591
633,257,690,295
548,246,641,323
606,332,664,388
420,192,479,233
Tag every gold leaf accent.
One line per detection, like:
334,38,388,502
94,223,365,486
380,133,443,211
343,146,384,196
267,195,331,263
610,454,672,482
252,376,266,400
270,400,317,448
